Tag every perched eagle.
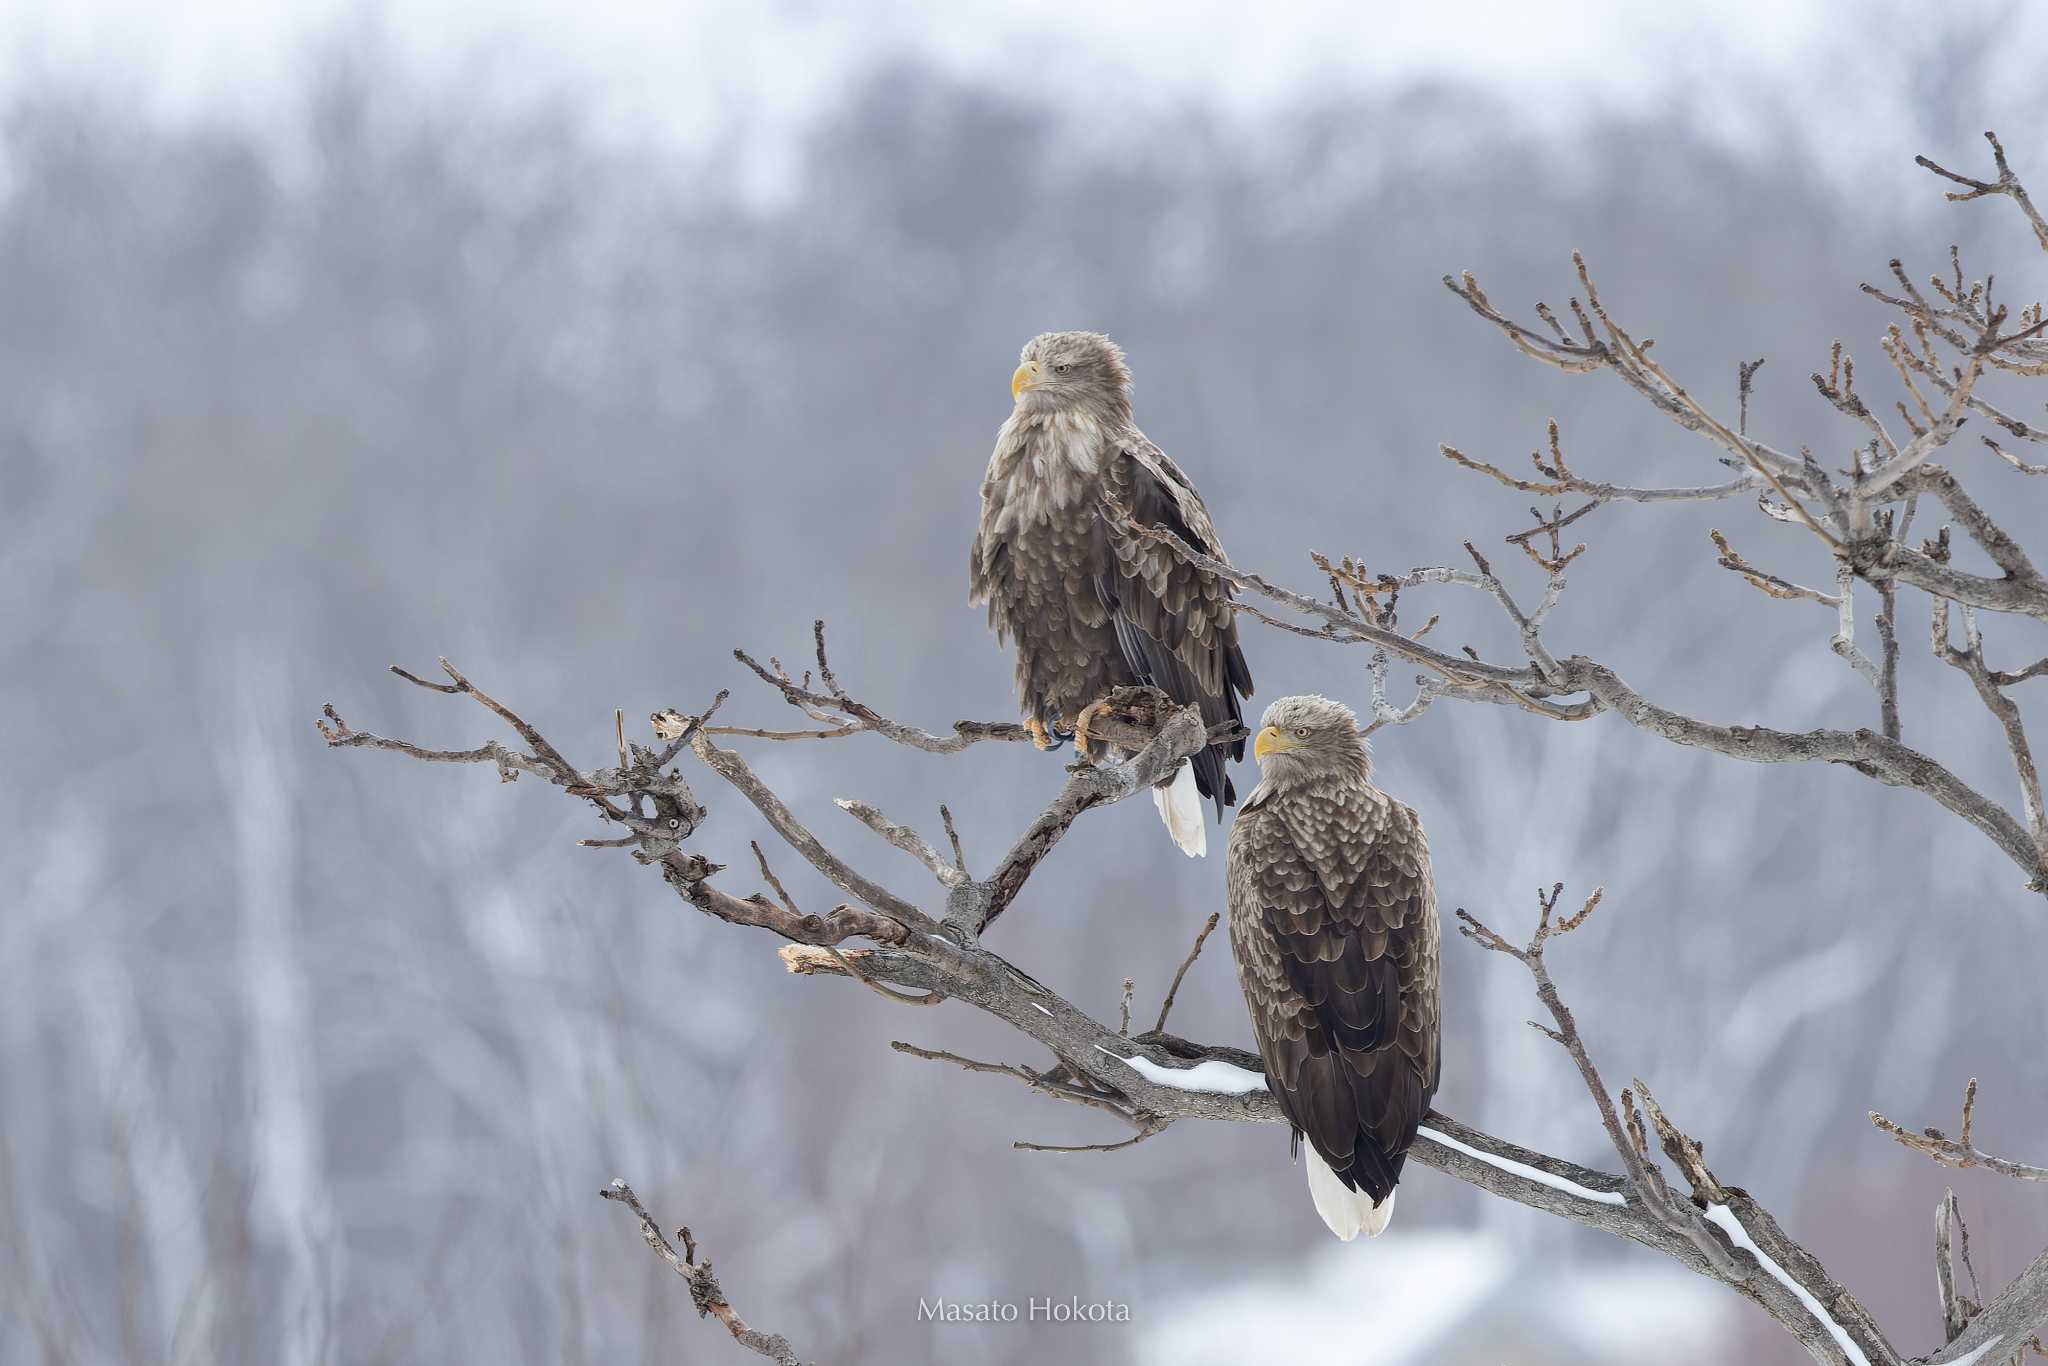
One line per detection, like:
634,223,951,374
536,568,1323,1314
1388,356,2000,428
1226,695,1441,1239
968,331,1253,856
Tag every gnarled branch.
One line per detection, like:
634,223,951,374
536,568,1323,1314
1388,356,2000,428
600,1181,804,1366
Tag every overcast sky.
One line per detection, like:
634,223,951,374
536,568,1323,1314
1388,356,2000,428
8,0,2041,185
1,0,1828,115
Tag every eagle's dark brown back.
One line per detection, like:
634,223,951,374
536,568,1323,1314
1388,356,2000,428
1225,775,1441,1203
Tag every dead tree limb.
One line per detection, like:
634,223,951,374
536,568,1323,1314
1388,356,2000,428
1872,1079,2048,1183
320,649,2009,1366
600,1181,804,1366
322,132,2048,1366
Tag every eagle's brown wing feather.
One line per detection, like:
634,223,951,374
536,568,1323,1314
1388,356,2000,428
1097,434,1253,811
1226,783,1440,1204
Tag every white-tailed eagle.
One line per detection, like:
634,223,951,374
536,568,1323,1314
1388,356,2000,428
968,331,1254,856
1226,695,1441,1238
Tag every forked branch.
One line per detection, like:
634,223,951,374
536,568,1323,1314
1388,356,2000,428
1460,887,1900,1365
322,131,2048,1366
1871,1079,2048,1183
600,1181,804,1366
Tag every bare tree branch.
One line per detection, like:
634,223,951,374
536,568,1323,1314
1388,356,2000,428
686,732,936,935
317,703,551,781
600,1181,805,1366
722,620,1032,753
1459,885,1905,1364
1918,130,2048,255
972,695,1208,936
1133,516,2048,889
1932,587,2048,868
834,799,970,890
1872,1078,2048,1183
1441,426,1762,506
1937,1191,1978,1346
323,647,2048,1364
1120,182,2048,891
319,664,1776,1302
1461,890,1730,1272
1154,912,1219,1034
321,130,2048,1366
1710,529,1844,607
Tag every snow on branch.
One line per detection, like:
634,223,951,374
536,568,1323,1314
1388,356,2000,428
318,651,1776,1350
320,632,2039,1366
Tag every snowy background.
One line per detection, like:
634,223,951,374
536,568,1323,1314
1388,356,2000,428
5,2,2048,1363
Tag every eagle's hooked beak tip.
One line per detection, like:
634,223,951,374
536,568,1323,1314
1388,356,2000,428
1011,360,1042,401
1253,726,1295,760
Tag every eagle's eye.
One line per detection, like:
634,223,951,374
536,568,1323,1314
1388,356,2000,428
1294,727,1313,739
1054,363,1071,375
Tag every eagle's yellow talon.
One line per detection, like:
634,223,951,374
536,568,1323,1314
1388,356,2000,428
1024,717,1055,751
1074,701,1105,759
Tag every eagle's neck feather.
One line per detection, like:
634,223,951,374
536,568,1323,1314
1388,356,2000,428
988,409,1112,530
1017,408,1105,476
1252,750,1374,803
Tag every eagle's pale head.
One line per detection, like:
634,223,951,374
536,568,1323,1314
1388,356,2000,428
1010,331,1133,420
1252,694,1370,786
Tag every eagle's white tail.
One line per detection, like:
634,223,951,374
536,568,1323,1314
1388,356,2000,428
1152,763,1206,857
1304,1146,1394,1240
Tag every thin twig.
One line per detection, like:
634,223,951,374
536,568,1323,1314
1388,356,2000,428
1015,1118,1170,1155
1918,131,2048,255
1154,913,1220,1033
940,805,968,873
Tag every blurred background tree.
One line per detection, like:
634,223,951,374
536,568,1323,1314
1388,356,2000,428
4,4,2047,1362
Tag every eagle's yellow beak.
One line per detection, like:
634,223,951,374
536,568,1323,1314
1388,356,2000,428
1011,360,1042,401
1253,726,1298,760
